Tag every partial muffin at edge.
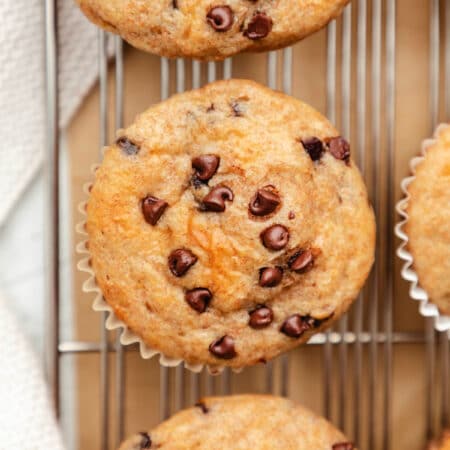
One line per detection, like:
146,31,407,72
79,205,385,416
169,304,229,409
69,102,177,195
118,395,355,450
428,430,450,450
75,0,349,60
406,125,450,315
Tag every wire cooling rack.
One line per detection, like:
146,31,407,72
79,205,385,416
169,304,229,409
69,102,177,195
44,1,450,449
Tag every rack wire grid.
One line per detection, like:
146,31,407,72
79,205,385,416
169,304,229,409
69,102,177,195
44,1,450,449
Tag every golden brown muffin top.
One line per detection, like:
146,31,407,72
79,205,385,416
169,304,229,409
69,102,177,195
406,125,450,315
118,395,355,450
76,0,349,60
86,80,375,370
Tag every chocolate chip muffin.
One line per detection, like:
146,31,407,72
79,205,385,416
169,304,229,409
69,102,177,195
405,125,450,315
118,395,355,450
75,0,349,60
85,79,375,370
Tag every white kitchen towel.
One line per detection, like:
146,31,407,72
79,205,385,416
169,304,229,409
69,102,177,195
0,0,112,227
0,293,64,449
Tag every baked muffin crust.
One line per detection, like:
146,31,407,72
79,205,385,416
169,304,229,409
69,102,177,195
75,0,349,60
406,125,450,315
118,395,355,450
86,79,375,369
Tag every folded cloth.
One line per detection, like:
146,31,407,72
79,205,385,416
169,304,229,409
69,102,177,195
0,0,112,227
0,292,65,449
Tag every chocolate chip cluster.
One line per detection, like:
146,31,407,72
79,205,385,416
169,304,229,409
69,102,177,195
180,154,320,359
117,133,350,362
301,135,351,164
205,5,273,40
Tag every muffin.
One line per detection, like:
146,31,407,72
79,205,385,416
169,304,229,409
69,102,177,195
404,125,450,315
118,395,355,450
75,0,349,61
84,79,375,371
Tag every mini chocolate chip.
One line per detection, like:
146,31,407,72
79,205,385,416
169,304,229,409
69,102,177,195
116,137,139,155
249,188,281,216
192,154,220,181
185,288,212,313
172,0,178,8
209,335,236,359
259,267,283,287
301,136,324,161
249,306,274,329
288,211,296,220
288,249,314,273
202,185,234,212
280,314,314,338
326,137,351,162
207,6,234,32
231,101,243,116
207,103,215,112
260,224,289,250
332,443,354,450
195,402,209,414
142,195,168,226
139,432,152,449
244,12,273,39
168,249,198,277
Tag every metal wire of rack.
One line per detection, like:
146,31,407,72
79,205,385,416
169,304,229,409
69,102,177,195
44,1,450,449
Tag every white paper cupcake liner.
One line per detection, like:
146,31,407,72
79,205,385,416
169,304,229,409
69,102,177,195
395,123,450,333
76,164,231,375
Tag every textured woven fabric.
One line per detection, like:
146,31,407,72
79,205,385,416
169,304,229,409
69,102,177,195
0,0,111,227
0,1,112,446
0,293,64,449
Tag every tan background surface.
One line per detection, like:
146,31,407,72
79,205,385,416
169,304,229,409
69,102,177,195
66,1,448,448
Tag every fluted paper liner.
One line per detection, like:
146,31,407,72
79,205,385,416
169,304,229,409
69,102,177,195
76,161,235,375
395,123,450,332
